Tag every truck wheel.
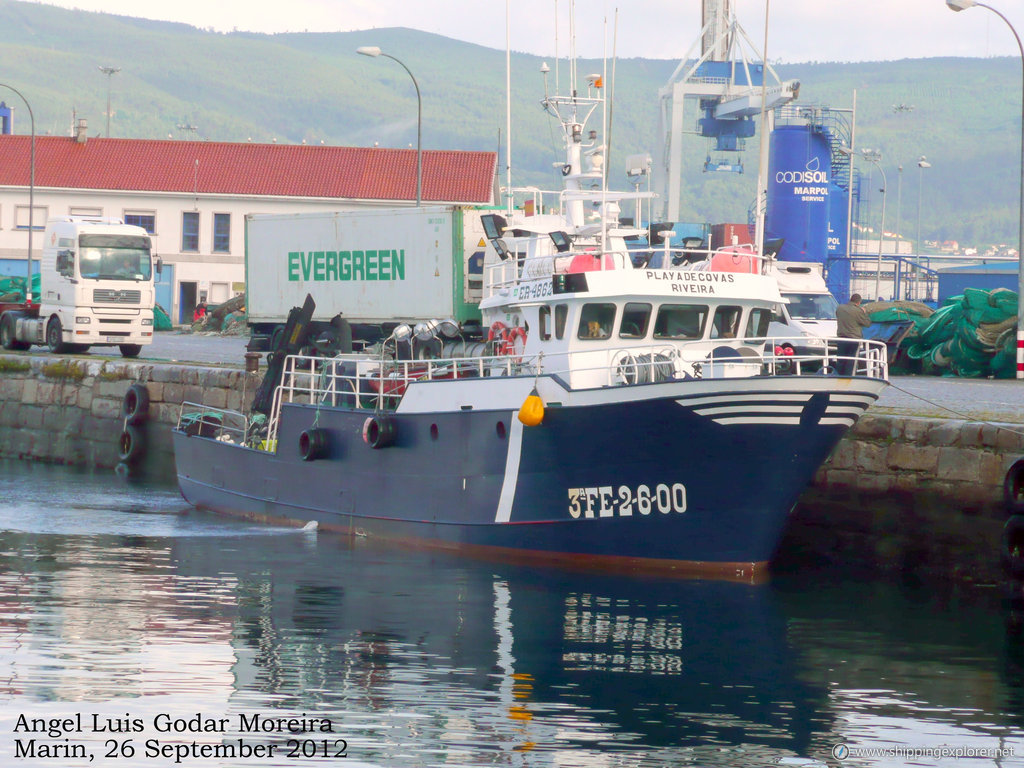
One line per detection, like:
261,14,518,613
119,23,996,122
1,315,31,351
119,344,143,358
46,318,69,354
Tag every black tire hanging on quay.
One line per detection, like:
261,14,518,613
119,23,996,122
121,383,150,425
118,424,146,464
1003,515,1024,581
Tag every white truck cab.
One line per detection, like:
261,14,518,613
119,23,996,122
767,261,838,354
0,216,157,357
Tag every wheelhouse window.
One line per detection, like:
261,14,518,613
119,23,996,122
182,211,199,252
538,306,552,340
745,308,772,338
578,303,616,340
78,234,152,281
711,306,743,339
619,302,652,339
213,212,231,253
653,304,706,340
554,304,568,339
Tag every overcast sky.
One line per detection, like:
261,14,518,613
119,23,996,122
26,0,1024,62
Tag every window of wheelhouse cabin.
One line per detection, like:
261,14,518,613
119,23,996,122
619,303,652,339
653,305,706,340
711,306,743,339
539,306,552,340
578,303,616,340
555,304,568,339
745,308,772,339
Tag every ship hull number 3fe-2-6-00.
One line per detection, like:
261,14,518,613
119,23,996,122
567,483,688,519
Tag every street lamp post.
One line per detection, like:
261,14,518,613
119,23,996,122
356,46,422,207
916,156,931,301
947,0,1024,378
866,151,888,301
841,146,888,299
98,66,120,138
0,83,35,303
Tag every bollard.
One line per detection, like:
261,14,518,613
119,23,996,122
244,351,261,373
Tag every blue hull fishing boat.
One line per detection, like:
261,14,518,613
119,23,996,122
173,31,887,579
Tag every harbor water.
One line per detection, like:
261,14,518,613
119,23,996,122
1,460,1023,767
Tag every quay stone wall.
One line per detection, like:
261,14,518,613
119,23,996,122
0,351,1020,583
780,412,1024,583
0,353,258,480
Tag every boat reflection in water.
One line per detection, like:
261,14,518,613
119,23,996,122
170,533,824,765
2,462,1022,766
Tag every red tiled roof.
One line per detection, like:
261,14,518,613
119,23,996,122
0,135,496,204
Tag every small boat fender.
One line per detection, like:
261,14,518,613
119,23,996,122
363,416,397,449
518,388,544,427
1004,459,1024,515
121,383,150,425
299,428,330,461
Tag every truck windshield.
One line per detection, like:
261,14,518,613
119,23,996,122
782,292,838,321
78,234,152,281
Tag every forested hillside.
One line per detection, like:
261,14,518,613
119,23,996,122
0,0,1017,246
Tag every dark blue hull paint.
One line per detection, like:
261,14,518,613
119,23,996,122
174,378,884,572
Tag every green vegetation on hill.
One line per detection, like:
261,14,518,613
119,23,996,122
0,0,1019,247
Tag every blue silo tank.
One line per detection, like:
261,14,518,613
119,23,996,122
765,125,831,264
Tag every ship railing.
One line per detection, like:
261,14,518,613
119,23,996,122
484,250,635,298
643,243,772,275
258,337,888,449
175,401,249,444
593,336,888,386
263,352,543,446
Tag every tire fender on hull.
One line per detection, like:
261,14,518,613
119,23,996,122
363,416,397,449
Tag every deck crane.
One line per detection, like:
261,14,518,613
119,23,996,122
654,0,800,223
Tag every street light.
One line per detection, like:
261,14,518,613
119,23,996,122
947,0,1024,378
0,82,35,303
356,46,422,206
864,150,888,300
98,65,120,138
916,156,932,301
842,146,888,300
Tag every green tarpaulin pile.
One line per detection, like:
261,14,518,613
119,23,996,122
895,288,1018,378
0,274,41,302
154,303,173,331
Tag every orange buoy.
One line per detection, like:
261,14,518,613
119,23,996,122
517,388,544,426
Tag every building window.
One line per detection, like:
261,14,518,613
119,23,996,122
124,211,156,234
70,206,103,217
15,205,46,230
182,211,199,252
213,213,230,253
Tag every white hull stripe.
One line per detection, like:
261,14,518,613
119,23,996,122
495,414,525,523
696,404,806,416
678,391,874,426
677,393,813,407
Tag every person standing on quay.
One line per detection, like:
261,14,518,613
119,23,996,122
835,293,871,375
